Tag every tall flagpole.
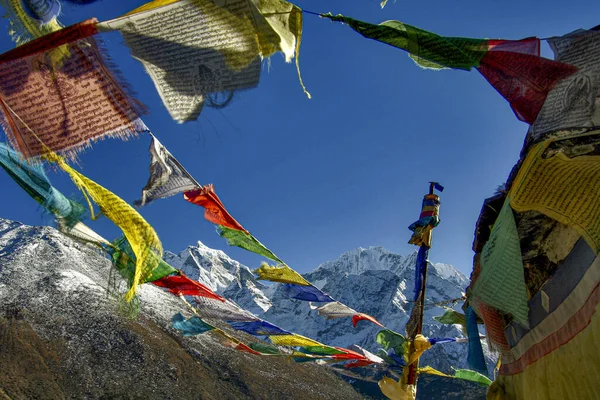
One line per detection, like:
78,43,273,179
405,182,443,392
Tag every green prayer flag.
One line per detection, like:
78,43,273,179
217,225,283,263
110,237,176,284
248,342,282,355
376,329,406,355
299,346,346,356
433,308,467,326
472,198,530,326
454,369,492,387
324,14,489,70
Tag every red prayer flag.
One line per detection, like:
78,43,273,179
152,274,225,301
331,347,370,361
0,19,147,159
477,38,578,124
184,184,246,232
236,342,261,355
344,359,375,369
352,313,384,328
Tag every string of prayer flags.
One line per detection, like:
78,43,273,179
1,0,63,45
228,320,291,336
248,342,282,355
510,139,600,252
110,236,177,284
0,19,149,159
153,274,225,301
0,141,84,228
465,305,488,376
471,198,530,326
44,152,162,301
299,346,346,356
527,30,600,144
323,14,577,124
194,296,259,322
184,184,246,231
135,135,198,207
281,283,335,302
98,0,260,123
217,225,284,264
171,312,216,336
255,262,311,286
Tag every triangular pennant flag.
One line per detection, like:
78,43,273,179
255,263,310,286
153,274,225,301
472,198,529,326
184,184,246,231
171,312,215,336
135,135,198,206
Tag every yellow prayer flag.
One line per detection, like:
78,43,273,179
408,334,432,365
509,139,600,252
255,263,311,285
45,153,163,301
268,333,324,347
378,376,416,400
418,366,452,378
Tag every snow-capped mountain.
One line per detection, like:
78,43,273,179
164,243,272,315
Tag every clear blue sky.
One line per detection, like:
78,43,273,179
1,0,598,277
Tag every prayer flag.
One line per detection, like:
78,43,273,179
255,263,310,286
510,139,600,252
228,320,291,336
194,296,259,322
0,142,84,227
171,312,215,336
0,19,148,159
135,135,198,206
352,313,384,328
45,152,162,301
98,0,262,123
110,237,176,284
153,274,225,300
314,301,357,319
527,29,600,143
466,306,488,375
1,0,64,46
217,225,284,264
184,184,246,231
472,198,529,326
269,333,327,348
280,283,334,302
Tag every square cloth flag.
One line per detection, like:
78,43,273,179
99,0,263,123
0,19,147,159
